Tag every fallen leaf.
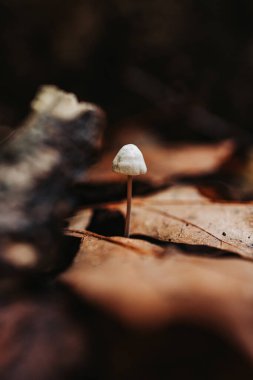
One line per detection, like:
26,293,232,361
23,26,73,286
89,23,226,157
65,229,164,259
61,232,253,359
83,127,235,188
68,185,253,258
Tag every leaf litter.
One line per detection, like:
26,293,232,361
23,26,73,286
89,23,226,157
61,128,253,366
67,185,253,259
79,127,235,203
61,231,253,360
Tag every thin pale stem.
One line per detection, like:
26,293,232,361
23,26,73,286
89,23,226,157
124,175,132,237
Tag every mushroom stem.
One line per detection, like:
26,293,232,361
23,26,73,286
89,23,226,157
124,175,132,237
112,144,147,237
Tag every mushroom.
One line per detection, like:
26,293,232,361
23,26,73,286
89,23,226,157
112,144,147,237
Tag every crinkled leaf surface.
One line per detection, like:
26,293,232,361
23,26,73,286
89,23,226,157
68,185,253,258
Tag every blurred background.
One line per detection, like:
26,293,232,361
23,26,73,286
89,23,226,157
1,0,253,141
1,2,253,379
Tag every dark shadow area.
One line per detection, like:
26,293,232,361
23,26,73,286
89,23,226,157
55,235,81,274
87,208,125,236
1,0,253,144
131,234,239,258
73,180,165,205
90,316,253,380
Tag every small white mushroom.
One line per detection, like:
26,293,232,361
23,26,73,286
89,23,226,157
112,144,147,237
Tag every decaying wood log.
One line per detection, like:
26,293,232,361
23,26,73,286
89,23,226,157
0,85,105,271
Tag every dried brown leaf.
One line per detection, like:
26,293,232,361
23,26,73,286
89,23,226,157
84,128,235,187
61,233,253,359
68,186,253,258
65,229,164,258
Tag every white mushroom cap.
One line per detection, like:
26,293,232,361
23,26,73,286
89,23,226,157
112,144,147,175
